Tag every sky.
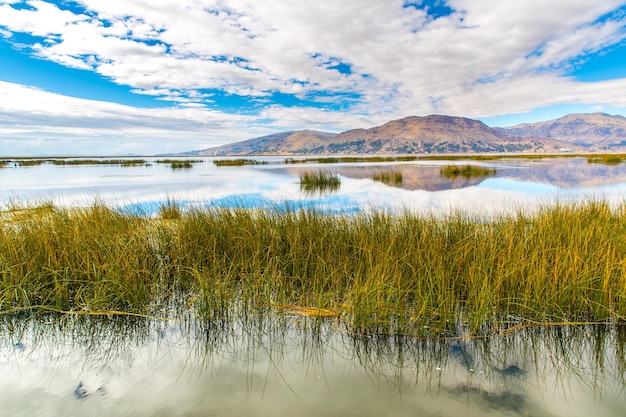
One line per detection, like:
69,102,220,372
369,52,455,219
0,0,626,156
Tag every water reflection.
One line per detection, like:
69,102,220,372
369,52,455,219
2,314,625,416
3,156,626,215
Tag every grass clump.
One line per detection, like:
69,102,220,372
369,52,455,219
156,159,202,169
440,164,496,180
299,171,341,193
2,200,626,337
419,154,580,161
213,159,267,167
50,159,147,166
373,170,403,186
171,161,193,169
587,154,626,165
0,204,167,313
285,156,418,164
15,160,46,167
158,200,183,220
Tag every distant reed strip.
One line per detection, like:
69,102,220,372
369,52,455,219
213,159,268,166
155,159,202,169
285,156,418,164
587,155,626,165
50,159,148,166
1,200,626,336
0,159,149,167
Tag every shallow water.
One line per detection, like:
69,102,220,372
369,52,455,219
2,156,626,214
3,156,626,415
2,316,625,417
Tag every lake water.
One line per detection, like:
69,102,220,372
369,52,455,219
2,315,626,417
2,156,626,215
3,155,626,416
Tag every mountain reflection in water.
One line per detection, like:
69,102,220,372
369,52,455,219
3,156,626,215
276,158,626,192
1,315,625,417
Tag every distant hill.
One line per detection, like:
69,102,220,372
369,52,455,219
185,114,617,156
504,113,626,149
326,115,552,154
193,130,337,156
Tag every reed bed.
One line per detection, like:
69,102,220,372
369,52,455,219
372,170,403,185
419,154,579,161
587,154,626,165
50,159,148,166
440,164,496,180
285,156,418,164
213,159,268,167
1,200,626,336
156,159,202,169
299,170,341,193
15,160,47,167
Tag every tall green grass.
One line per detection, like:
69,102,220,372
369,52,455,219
440,164,496,180
373,170,403,185
2,200,626,336
156,159,202,169
213,159,268,167
286,156,418,164
50,159,148,166
15,160,47,167
299,171,341,193
587,154,626,165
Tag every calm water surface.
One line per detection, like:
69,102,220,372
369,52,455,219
2,156,626,214
3,156,626,415
2,316,625,417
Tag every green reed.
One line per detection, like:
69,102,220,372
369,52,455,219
440,164,496,180
285,156,418,164
156,159,202,169
2,200,626,336
213,159,268,167
587,154,626,165
15,160,47,167
373,170,403,185
299,171,341,193
50,159,148,166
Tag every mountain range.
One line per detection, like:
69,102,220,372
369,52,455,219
185,113,626,156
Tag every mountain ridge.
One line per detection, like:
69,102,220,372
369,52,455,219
187,113,626,156
503,112,626,149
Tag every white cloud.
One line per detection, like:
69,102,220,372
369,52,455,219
0,0,626,154
0,1,87,36
0,81,255,154
258,105,380,132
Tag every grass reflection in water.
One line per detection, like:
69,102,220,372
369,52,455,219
1,314,625,416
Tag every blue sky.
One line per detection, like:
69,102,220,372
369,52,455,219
1,0,626,155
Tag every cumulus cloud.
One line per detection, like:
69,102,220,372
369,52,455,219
0,0,625,154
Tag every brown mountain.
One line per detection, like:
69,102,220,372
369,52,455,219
327,115,551,154
504,113,626,149
189,114,584,156
196,130,337,156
